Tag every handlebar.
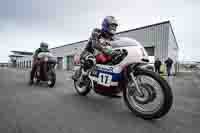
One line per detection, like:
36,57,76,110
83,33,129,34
38,52,54,58
37,52,57,63
111,49,128,57
110,49,128,65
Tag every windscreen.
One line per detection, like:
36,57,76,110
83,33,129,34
110,37,140,48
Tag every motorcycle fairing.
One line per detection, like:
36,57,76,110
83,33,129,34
90,64,123,87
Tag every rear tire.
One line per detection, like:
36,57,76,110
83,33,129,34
36,79,40,85
123,69,173,120
33,71,40,85
47,71,56,88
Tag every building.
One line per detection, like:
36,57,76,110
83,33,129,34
9,51,33,68
10,20,179,74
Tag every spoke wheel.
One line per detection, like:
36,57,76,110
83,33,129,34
123,69,173,120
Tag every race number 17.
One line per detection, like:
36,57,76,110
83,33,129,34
98,73,112,86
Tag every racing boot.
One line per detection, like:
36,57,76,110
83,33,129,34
78,69,88,86
29,80,34,85
29,71,34,85
71,68,82,81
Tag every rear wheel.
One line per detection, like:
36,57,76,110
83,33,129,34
47,70,56,88
36,79,40,85
123,69,173,120
33,70,40,85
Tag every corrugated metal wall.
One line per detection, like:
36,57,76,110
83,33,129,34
50,41,87,69
50,41,87,57
116,23,170,63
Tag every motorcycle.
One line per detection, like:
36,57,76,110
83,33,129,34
33,52,57,88
72,37,173,120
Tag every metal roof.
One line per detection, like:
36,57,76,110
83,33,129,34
11,51,33,55
9,54,24,58
50,40,87,50
114,20,178,49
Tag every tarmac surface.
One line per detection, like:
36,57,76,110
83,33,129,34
0,68,200,133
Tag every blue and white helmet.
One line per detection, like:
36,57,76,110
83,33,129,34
102,16,118,35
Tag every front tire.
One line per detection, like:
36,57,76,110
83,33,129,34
73,69,91,96
123,69,173,120
74,78,91,96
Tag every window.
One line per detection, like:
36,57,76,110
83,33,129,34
144,47,155,56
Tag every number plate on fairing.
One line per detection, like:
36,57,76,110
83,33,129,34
98,73,112,87
95,65,122,87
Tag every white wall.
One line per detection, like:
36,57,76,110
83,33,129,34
168,25,179,74
116,22,170,63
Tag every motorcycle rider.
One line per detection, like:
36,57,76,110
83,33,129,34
29,42,50,85
72,16,118,81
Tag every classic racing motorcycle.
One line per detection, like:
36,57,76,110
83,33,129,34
33,52,57,88
72,37,173,120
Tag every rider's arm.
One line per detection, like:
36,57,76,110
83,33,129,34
90,28,112,55
90,28,104,51
33,48,40,60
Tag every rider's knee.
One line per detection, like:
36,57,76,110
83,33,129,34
84,59,95,70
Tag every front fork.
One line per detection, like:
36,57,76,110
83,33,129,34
129,72,143,97
126,63,145,97
73,66,94,88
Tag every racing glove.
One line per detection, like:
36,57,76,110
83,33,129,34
103,48,113,55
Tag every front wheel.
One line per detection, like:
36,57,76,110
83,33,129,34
74,80,91,96
73,70,91,96
123,69,173,120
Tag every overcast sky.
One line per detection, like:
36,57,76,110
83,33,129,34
0,0,199,62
